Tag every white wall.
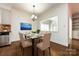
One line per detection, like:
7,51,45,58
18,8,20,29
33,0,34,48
39,4,68,46
0,4,38,42
10,8,38,42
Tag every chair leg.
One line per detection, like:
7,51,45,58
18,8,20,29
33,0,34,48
39,39,41,42
22,47,23,55
37,48,38,56
21,46,24,56
43,50,45,56
23,48,24,56
20,46,23,56
49,47,51,56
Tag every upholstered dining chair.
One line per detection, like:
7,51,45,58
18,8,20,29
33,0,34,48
19,33,32,55
37,33,51,56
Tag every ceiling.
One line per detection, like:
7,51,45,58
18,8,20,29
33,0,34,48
1,3,57,15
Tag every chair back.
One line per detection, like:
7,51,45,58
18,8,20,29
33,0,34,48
19,33,25,43
42,33,51,47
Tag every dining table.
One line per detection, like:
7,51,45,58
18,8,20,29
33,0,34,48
25,33,43,56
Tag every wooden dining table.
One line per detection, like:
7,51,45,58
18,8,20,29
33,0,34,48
25,33,43,56
30,36,38,56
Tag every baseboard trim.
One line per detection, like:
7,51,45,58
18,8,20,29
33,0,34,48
50,41,68,48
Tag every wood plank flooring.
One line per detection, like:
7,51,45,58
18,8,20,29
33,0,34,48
0,41,78,56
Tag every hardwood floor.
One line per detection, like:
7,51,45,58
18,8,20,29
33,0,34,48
72,38,79,55
0,41,78,56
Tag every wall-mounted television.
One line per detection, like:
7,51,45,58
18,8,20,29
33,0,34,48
20,23,32,30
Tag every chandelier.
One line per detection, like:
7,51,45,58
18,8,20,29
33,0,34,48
31,5,37,21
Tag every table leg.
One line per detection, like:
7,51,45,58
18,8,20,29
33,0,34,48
32,39,34,56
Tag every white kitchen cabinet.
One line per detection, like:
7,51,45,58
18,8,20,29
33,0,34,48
0,8,11,24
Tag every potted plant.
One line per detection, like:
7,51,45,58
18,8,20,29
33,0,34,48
37,29,40,34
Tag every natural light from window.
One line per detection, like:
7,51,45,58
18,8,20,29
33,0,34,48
40,16,58,32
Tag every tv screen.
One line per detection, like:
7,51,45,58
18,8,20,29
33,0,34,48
20,23,32,30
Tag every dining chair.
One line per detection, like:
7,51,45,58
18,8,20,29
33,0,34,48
19,33,32,55
36,33,51,56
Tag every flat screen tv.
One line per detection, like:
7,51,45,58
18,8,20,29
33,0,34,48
20,23,32,30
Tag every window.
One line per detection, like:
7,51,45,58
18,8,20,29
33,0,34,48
40,23,49,31
40,16,58,32
50,16,58,31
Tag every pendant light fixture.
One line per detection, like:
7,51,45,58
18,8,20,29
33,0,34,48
31,5,37,21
